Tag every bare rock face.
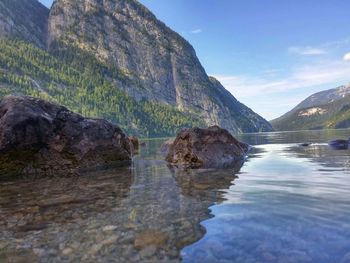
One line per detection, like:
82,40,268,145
0,96,132,178
0,0,49,48
48,0,273,134
166,126,250,169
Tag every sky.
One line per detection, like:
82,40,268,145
39,0,350,120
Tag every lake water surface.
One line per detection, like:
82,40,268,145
1,129,350,262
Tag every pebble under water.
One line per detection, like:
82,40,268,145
1,129,350,262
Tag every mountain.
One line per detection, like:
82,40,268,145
0,0,49,48
271,84,350,131
0,0,273,137
290,84,350,111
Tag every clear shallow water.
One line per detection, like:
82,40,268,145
0,129,350,262
182,129,350,263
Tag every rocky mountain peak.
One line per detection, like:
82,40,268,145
294,83,350,112
48,0,208,104
0,0,273,134
271,82,350,131
48,0,272,133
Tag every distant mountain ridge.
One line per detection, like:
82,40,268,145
293,84,350,111
0,0,273,136
271,83,350,131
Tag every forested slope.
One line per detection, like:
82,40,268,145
0,39,204,137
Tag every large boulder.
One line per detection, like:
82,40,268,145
166,126,250,168
0,96,132,178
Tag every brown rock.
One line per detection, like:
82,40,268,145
0,95,132,178
128,136,139,155
160,139,174,154
134,230,168,249
61,248,73,256
166,126,250,168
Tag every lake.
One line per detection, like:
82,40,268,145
1,129,350,262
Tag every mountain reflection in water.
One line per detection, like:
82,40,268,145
0,140,238,262
1,129,350,263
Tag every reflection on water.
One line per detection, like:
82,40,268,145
182,129,350,263
0,141,237,263
1,129,350,263
238,128,350,145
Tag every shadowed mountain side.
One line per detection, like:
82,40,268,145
0,0,49,48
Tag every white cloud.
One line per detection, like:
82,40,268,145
189,29,202,34
323,38,350,48
210,38,350,119
213,60,350,99
214,61,350,120
344,53,350,61
288,46,327,56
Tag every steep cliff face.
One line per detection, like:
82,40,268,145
0,0,272,134
0,0,49,48
48,0,272,133
208,77,273,132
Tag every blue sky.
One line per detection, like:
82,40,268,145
40,0,350,120
40,0,52,8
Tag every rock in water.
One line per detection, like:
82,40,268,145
166,126,250,168
300,143,312,147
128,136,139,154
160,139,174,154
0,96,132,178
328,139,349,150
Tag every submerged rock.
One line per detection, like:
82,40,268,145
134,230,168,249
166,126,250,168
0,95,132,178
328,139,349,150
